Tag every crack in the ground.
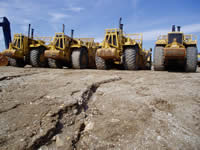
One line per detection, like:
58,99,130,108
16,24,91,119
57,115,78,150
71,90,81,96
0,93,48,114
29,94,47,104
0,103,21,114
28,103,77,150
27,76,122,150
0,73,38,81
72,76,122,149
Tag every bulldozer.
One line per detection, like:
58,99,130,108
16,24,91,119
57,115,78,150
154,25,198,72
96,18,152,70
44,28,97,69
2,24,49,67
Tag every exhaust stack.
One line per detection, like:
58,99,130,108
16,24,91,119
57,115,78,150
71,29,74,39
172,25,176,32
119,17,123,32
177,26,181,32
62,24,65,34
31,28,34,39
28,24,31,38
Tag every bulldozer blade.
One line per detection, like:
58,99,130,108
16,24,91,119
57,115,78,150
0,53,8,66
164,48,186,59
44,50,65,59
97,48,118,59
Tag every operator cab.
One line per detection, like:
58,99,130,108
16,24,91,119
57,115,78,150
105,29,120,47
168,25,183,44
105,34,117,46
12,34,24,49
54,34,64,49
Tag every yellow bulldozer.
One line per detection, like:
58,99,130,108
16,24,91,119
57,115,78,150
2,24,49,67
96,18,152,70
44,29,97,69
154,25,198,72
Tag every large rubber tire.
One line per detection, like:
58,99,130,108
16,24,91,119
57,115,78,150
95,53,108,70
9,58,25,67
48,58,63,69
72,48,88,69
30,48,48,67
185,47,197,72
124,47,138,70
154,46,165,71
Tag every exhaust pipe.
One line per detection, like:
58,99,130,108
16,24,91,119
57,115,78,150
62,24,65,34
172,25,176,32
31,28,34,39
119,17,123,31
177,26,181,32
28,24,31,38
71,29,74,39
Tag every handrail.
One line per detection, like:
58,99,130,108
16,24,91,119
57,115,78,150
184,34,197,42
125,33,143,44
157,35,168,40
34,37,53,44
157,34,197,42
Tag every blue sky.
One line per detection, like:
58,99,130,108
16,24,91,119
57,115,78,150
0,0,200,52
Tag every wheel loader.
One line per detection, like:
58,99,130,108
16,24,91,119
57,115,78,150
154,25,198,72
2,24,49,67
96,18,152,70
44,29,97,69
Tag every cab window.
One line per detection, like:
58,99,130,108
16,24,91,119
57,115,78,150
113,35,117,46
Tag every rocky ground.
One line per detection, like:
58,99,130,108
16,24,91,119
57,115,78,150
0,66,200,150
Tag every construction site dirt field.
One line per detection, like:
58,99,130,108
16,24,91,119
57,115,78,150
0,66,200,150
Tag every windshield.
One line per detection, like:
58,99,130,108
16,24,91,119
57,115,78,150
12,35,24,49
105,34,117,46
54,35,64,49
168,33,183,44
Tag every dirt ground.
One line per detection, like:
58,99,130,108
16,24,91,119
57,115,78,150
0,66,200,150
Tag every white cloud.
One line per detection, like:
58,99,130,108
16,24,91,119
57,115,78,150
0,0,38,27
64,6,84,12
182,24,200,33
49,12,71,22
143,29,169,41
143,24,200,41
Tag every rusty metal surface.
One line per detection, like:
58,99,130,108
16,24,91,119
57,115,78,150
44,50,64,59
0,54,8,66
164,48,186,58
2,50,16,57
97,48,117,59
